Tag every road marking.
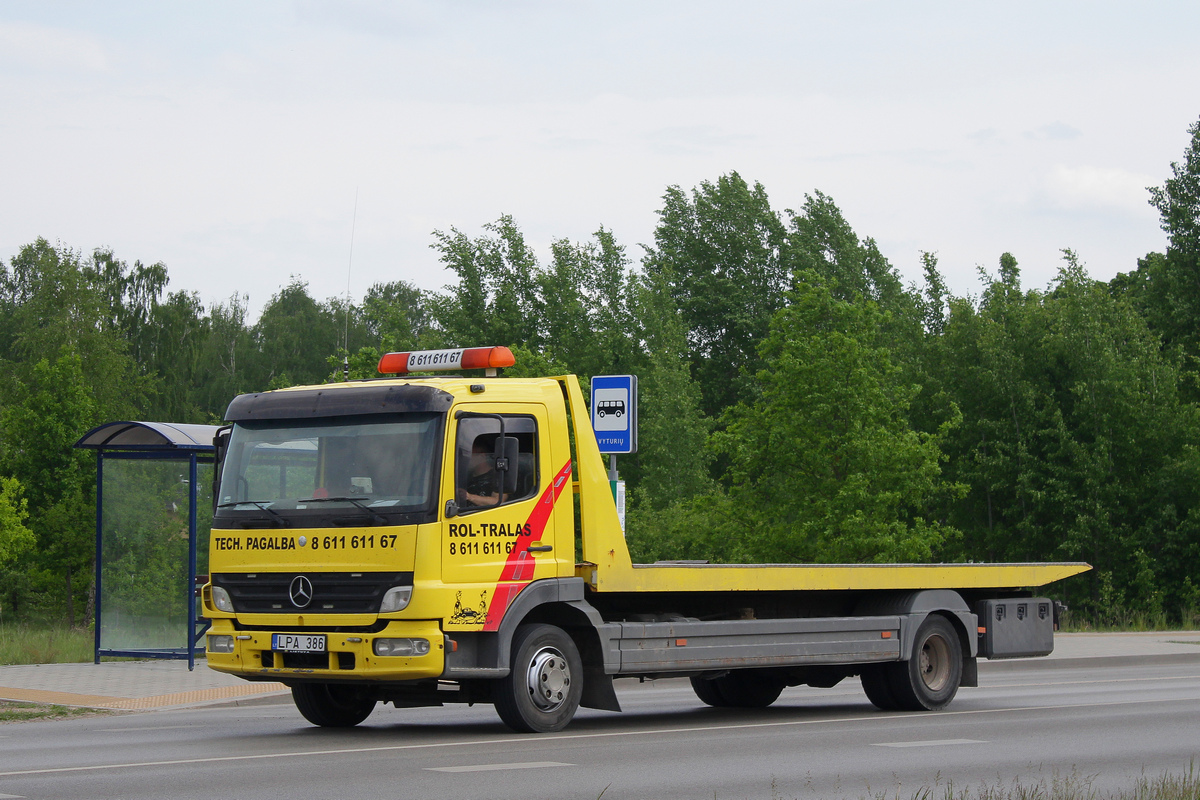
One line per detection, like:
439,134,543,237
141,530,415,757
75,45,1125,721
0,793,25,798
427,761,572,773
2,694,1199,778
873,739,985,748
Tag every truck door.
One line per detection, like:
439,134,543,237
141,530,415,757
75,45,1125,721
440,407,569,631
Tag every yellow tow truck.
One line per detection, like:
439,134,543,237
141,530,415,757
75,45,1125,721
202,346,1089,732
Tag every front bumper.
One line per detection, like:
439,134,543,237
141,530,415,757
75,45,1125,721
205,618,446,682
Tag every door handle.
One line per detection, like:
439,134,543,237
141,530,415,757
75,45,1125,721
526,545,553,553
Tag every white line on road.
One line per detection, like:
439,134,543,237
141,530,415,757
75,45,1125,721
873,739,986,748
2,694,1199,778
427,761,572,773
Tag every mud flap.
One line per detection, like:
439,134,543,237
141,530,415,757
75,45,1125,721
962,656,978,688
581,667,621,712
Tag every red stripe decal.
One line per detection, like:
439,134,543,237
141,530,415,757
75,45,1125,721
482,458,573,630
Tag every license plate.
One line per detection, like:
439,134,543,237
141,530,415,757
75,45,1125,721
271,633,326,653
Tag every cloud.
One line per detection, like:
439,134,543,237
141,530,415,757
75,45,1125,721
1044,164,1156,211
0,21,109,72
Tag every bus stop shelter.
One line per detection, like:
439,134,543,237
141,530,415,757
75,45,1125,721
75,421,220,670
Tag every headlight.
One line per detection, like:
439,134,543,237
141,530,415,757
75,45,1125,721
212,586,234,613
373,638,430,657
207,634,235,654
379,586,412,613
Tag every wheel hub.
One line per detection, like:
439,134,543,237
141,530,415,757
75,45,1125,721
918,634,951,692
526,647,571,711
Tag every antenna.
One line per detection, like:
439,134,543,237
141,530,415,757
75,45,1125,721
343,188,358,381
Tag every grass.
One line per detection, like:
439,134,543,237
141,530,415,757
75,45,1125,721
745,763,1200,800
0,622,95,665
874,764,1200,800
1058,607,1200,633
0,700,110,724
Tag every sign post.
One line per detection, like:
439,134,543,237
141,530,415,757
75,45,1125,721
590,375,637,534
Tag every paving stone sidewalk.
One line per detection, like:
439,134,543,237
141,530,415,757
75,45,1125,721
0,659,286,710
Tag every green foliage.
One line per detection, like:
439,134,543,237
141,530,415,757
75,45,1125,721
0,354,110,623
933,251,1200,617
430,216,544,350
625,272,715,512
0,477,34,568
714,273,960,563
251,278,345,388
643,172,790,418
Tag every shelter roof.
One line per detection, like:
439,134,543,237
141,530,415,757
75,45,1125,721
74,421,219,452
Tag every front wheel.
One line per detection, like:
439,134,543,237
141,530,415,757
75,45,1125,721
291,683,376,727
889,615,963,711
494,624,583,733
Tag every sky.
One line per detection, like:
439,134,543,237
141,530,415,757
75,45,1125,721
2,1,1199,321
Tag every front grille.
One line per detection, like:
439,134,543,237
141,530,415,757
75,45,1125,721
212,572,412,614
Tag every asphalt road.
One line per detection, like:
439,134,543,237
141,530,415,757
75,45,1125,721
1,659,1198,800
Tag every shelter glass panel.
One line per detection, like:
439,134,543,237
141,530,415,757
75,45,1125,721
98,458,212,654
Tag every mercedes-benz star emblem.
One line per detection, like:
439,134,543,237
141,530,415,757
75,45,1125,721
289,575,313,609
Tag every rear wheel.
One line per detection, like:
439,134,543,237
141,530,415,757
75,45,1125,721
291,683,376,727
889,615,962,711
494,624,583,733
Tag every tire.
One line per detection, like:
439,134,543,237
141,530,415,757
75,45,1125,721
291,683,376,727
690,675,730,707
889,615,963,711
860,664,901,710
494,624,583,733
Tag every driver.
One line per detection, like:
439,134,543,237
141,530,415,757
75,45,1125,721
458,438,499,508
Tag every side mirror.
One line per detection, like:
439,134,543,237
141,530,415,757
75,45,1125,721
212,426,231,512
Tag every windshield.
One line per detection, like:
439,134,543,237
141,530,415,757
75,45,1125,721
215,413,441,523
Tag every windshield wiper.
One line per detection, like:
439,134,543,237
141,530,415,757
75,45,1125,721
301,496,388,526
216,500,290,528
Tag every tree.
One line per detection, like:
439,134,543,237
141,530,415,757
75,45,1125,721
193,293,256,416
1113,115,1200,397
250,279,342,388
363,280,433,352
714,271,960,563
0,354,108,623
788,191,909,310
0,476,34,569
626,271,715,512
430,216,544,350
935,251,1200,619
643,173,790,418
541,227,640,379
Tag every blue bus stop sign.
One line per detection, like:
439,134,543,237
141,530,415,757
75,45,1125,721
591,375,637,454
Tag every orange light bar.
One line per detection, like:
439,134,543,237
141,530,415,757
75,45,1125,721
377,346,516,375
